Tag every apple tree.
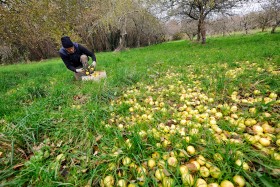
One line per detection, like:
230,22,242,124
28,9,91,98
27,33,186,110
159,0,244,44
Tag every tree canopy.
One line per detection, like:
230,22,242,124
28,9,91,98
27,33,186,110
0,0,164,63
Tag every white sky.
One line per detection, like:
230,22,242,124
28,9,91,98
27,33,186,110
232,1,265,15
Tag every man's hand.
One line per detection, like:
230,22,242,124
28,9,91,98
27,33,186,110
76,68,84,73
92,61,96,68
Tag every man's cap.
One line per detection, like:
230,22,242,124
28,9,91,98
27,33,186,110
61,36,74,48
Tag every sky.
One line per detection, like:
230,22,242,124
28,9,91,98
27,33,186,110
233,1,265,15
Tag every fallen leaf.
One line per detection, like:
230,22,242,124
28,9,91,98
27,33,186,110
60,168,69,178
179,149,191,157
137,177,145,182
95,135,103,142
57,141,63,147
33,143,44,151
271,169,280,177
56,154,64,161
93,145,99,152
163,169,171,176
93,151,98,156
13,163,24,170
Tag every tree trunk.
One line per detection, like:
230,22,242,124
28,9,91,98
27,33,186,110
271,21,280,33
136,35,140,47
115,18,127,52
201,19,206,44
244,23,248,34
115,33,127,51
186,33,193,41
197,19,201,42
197,15,206,44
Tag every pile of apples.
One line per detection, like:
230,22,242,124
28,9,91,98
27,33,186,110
100,70,279,186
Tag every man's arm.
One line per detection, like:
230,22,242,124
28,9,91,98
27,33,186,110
78,44,96,62
59,52,77,72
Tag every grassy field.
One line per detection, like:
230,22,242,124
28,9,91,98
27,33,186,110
0,32,280,187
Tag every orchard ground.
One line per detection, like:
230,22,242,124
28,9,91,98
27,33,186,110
0,32,280,186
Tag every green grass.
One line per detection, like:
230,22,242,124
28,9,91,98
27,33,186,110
0,32,280,186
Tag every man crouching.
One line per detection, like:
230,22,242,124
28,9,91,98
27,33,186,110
59,36,97,80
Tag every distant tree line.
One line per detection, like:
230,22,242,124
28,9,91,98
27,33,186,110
0,0,165,64
164,0,279,41
206,0,280,36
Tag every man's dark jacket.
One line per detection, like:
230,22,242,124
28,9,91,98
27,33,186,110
59,42,96,73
